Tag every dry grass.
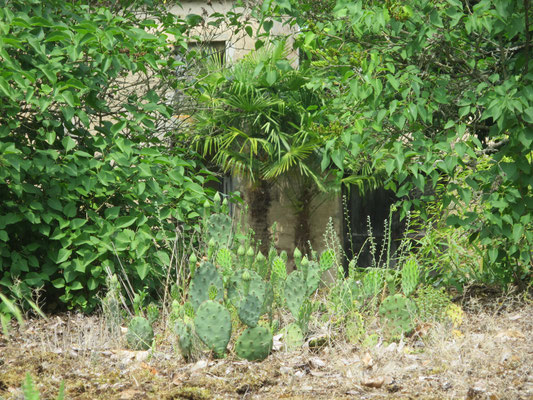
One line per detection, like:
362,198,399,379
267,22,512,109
0,298,532,400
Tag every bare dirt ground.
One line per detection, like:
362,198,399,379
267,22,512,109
1,299,532,400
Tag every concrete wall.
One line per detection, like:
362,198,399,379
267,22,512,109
170,1,297,62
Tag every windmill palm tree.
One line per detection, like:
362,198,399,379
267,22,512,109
189,41,331,254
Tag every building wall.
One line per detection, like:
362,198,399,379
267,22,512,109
169,1,297,62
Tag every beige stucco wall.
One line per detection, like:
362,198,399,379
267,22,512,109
170,1,297,62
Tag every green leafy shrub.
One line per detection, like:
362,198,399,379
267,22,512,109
0,0,213,310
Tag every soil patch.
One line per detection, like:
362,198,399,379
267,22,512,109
0,301,532,399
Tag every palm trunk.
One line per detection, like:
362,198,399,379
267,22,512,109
293,185,313,256
247,179,272,255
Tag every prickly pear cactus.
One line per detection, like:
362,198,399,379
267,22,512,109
126,316,154,350
254,251,269,280
362,268,383,298
267,247,278,267
173,319,193,360
189,261,224,311
280,250,288,264
331,279,362,313
293,247,303,269
271,256,287,302
227,269,266,309
238,294,262,328
262,281,274,315
189,253,198,278
236,244,246,263
385,270,398,295
206,213,233,247
297,299,313,334
284,270,307,319
282,323,304,351
194,300,232,356
216,247,234,283
146,303,159,326
345,310,365,344
235,326,273,361
378,294,415,337
319,249,335,272
401,258,420,297
102,274,121,336
304,260,322,296
183,301,195,319
245,246,255,268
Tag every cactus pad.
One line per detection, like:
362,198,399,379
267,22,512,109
189,261,224,311
206,213,233,247
235,326,273,361
254,251,269,279
401,258,420,297
379,294,415,337
194,300,232,356
173,319,193,360
363,268,383,298
216,247,233,279
319,249,335,272
126,316,154,351
304,261,322,296
282,323,304,351
284,270,307,319
146,303,159,325
227,269,266,309
238,294,262,328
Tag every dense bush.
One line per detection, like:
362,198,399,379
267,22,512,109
0,0,213,310
259,0,532,287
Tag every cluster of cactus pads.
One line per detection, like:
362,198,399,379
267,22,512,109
170,244,338,361
172,260,274,361
167,193,343,361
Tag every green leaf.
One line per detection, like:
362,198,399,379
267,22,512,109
52,278,65,289
70,218,87,230
61,91,76,107
69,281,83,291
512,224,524,243
429,9,444,27
87,277,98,291
45,130,56,145
56,248,72,264
263,20,273,33
62,136,76,152
0,76,14,100
155,250,170,266
111,121,127,135
523,107,533,124
266,70,277,86
115,215,137,229
136,263,150,280
63,202,77,218
104,207,121,220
